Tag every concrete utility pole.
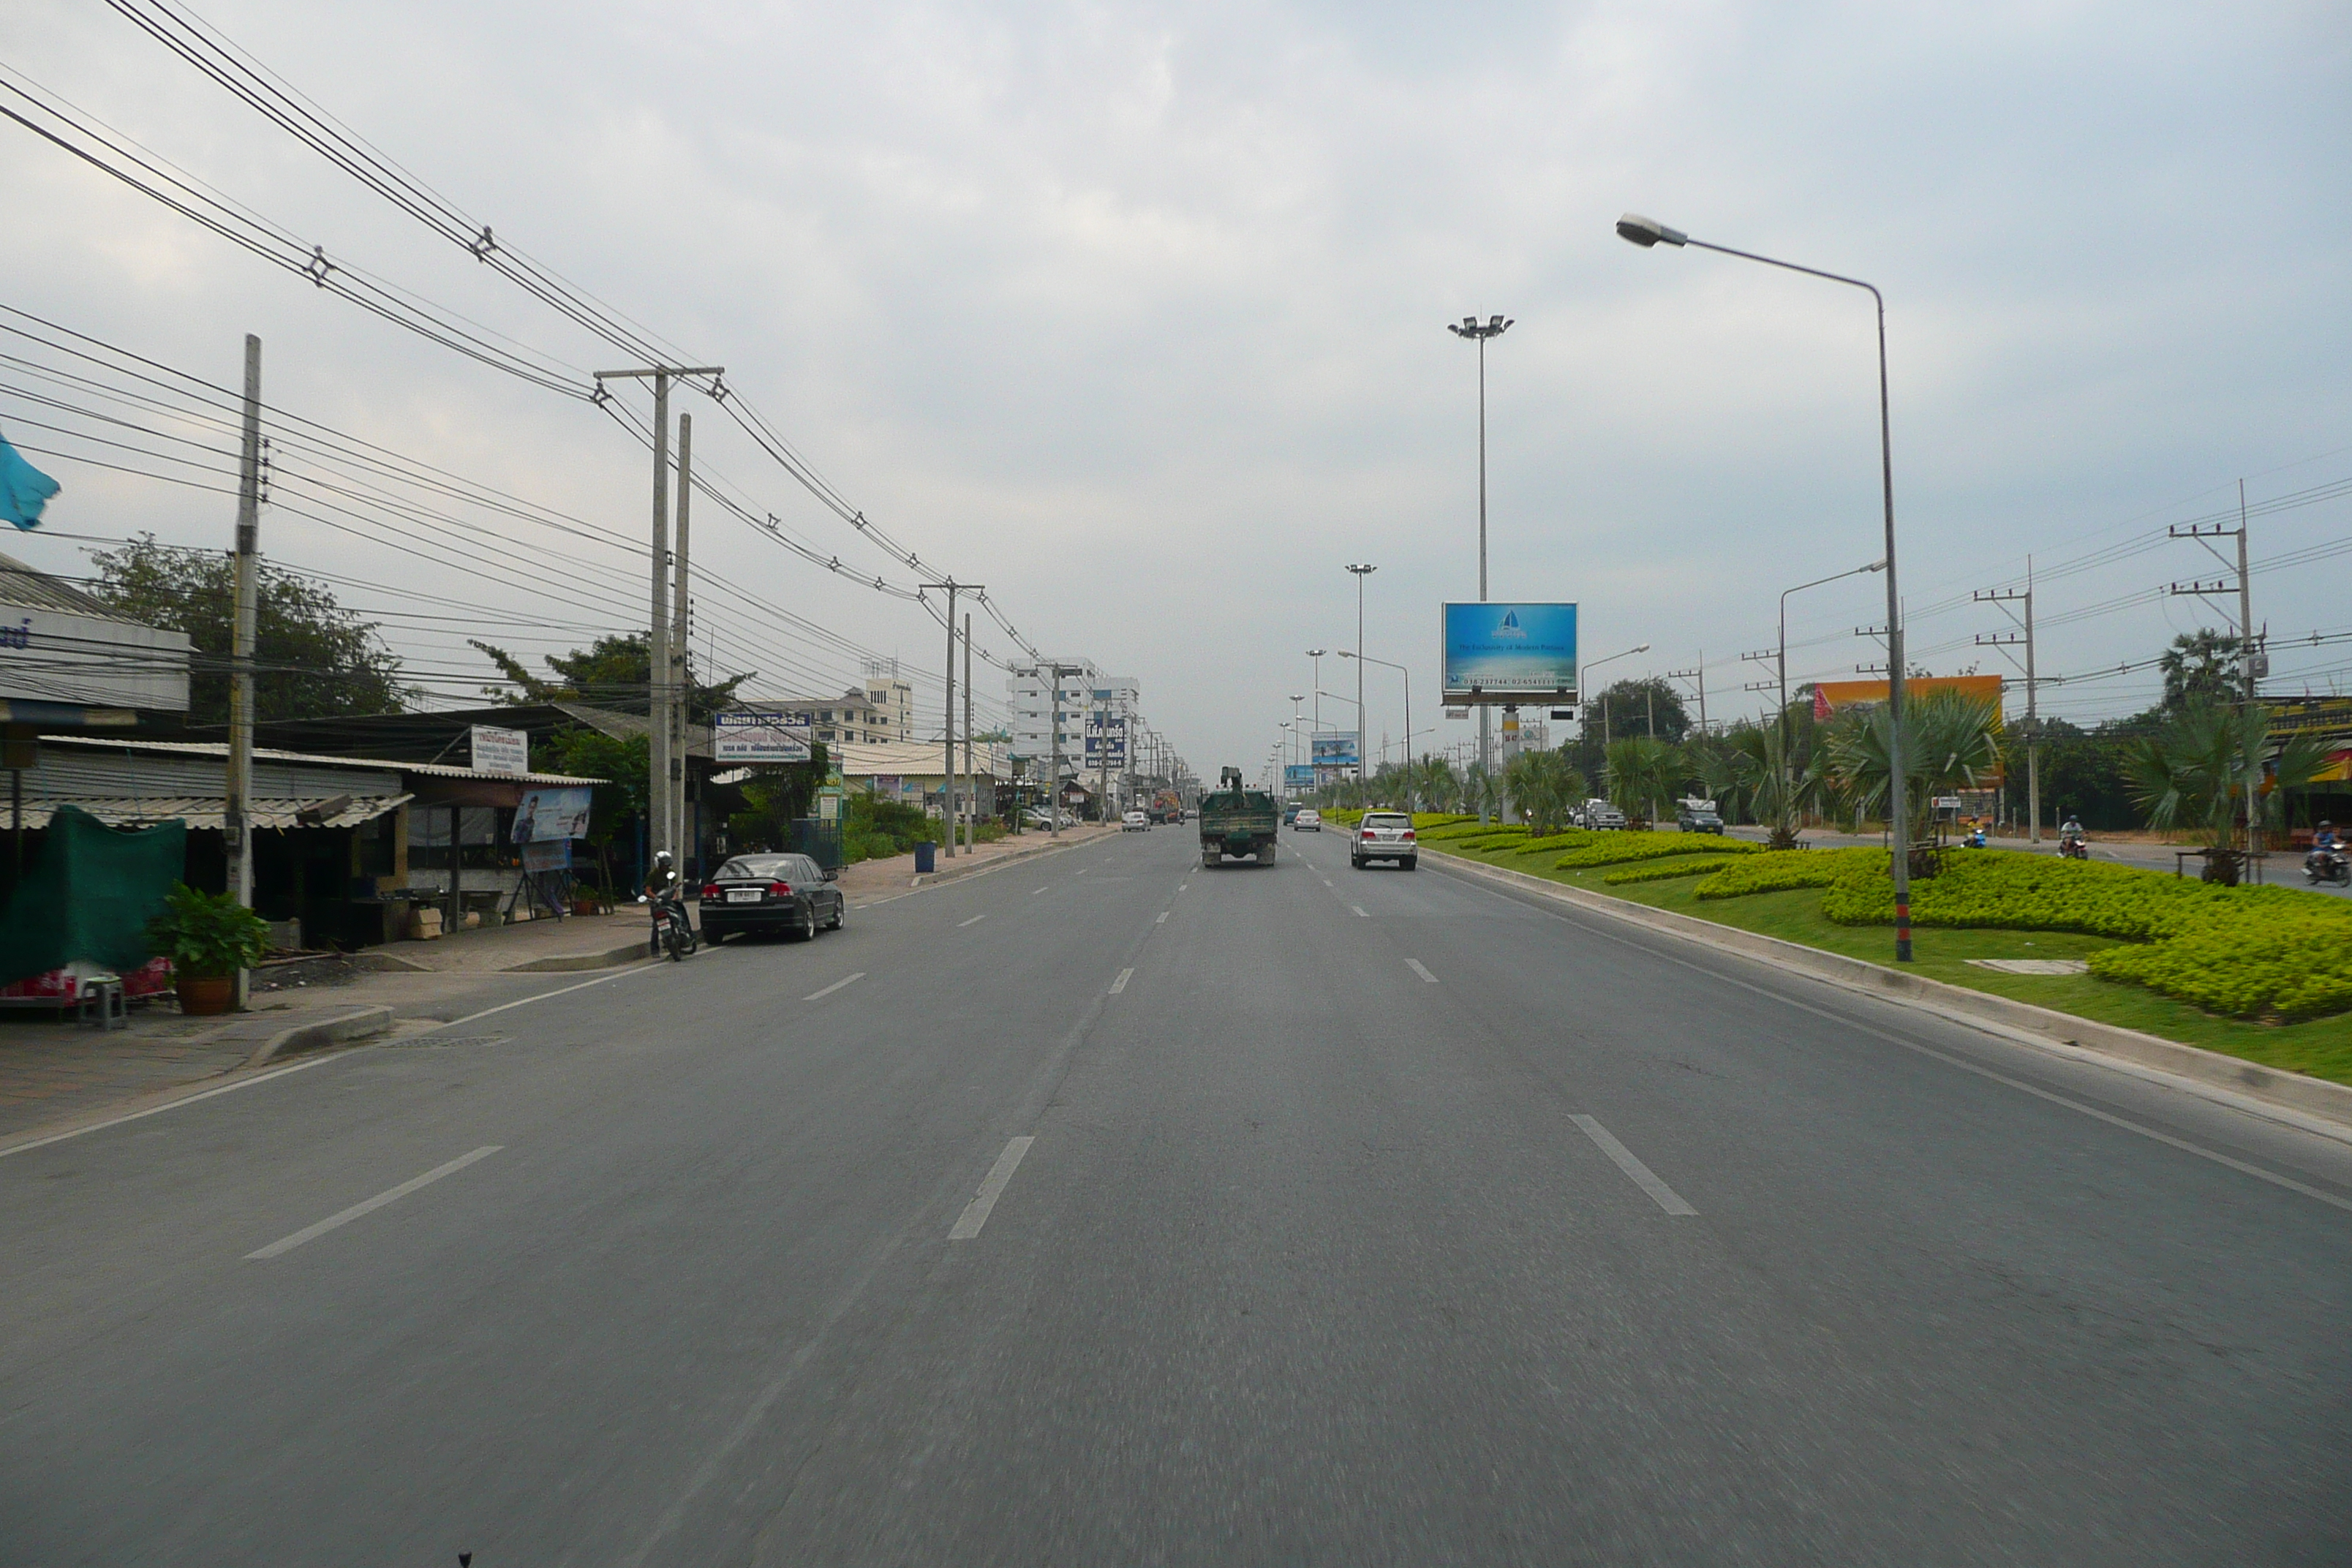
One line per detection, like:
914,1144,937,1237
227,333,261,1005
1975,560,2039,841
921,582,971,856
671,412,693,870
1667,657,1707,736
962,611,975,851
595,365,722,867
2168,489,2262,867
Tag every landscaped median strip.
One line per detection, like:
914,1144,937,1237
1417,843,2352,1134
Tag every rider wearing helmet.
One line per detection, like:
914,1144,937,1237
644,849,689,949
2308,820,2343,879
2316,821,2342,851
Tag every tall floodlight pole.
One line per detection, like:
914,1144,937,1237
595,364,723,872
1346,565,1376,794
1448,314,1512,792
1618,214,1912,961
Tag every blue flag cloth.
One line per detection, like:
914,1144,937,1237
1,431,61,529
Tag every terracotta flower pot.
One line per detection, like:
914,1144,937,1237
176,973,235,1016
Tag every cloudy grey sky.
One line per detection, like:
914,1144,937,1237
5,0,2348,776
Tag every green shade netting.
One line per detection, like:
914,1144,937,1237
0,804,186,985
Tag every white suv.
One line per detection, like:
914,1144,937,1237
1351,811,1417,870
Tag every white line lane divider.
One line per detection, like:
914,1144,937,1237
247,1146,503,1259
1405,959,1438,984
1352,905,1368,919
1571,1116,1698,1215
1109,967,1134,994
1032,886,1049,897
949,1137,1035,1240
803,972,867,1002
1156,911,1169,924
959,914,988,927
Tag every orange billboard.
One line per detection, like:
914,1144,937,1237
1812,674,2002,723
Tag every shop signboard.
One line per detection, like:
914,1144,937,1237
470,724,529,775
714,707,814,762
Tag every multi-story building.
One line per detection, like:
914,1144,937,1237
1008,657,1098,777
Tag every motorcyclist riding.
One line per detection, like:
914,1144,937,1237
2307,821,2345,883
2058,815,2087,859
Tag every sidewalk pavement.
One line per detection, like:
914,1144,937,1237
0,821,1131,1151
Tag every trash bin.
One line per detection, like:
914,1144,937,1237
914,840,936,874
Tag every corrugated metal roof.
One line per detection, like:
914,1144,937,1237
67,736,602,785
0,549,117,617
12,794,412,832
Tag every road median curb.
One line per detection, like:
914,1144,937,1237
1424,848,2352,1140
241,1006,397,1070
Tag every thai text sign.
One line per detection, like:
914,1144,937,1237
470,724,528,775
714,708,813,762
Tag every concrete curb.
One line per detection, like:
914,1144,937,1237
241,1006,397,1070
1423,848,2352,1139
502,941,656,973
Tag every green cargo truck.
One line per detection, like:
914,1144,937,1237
1197,767,1279,867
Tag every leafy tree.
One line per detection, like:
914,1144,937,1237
2126,702,2330,884
471,633,750,723
1722,720,1821,848
535,724,648,851
723,745,831,852
2158,629,2246,712
87,533,405,725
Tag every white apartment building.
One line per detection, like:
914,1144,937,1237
1008,662,1141,783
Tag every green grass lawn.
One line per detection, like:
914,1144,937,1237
1434,843,2352,1088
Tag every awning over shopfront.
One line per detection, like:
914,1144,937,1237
1,792,412,831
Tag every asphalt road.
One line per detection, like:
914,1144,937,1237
4,823,2349,1564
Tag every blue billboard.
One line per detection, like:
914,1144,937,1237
1284,764,1316,790
1310,731,1360,769
1442,602,1578,701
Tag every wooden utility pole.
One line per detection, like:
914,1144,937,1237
227,333,261,1006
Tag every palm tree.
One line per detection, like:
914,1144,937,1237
1504,748,1586,834
1603,736,1678,830
2158,629,2246,712
2127,701,2330,884
1722,719,1820,849
1824,687,2002,858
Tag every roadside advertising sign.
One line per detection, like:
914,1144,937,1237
510,786,592,843
521,839,573,872
470,723,529,774
1311,731,1360,769
714,707,814,762
1441,602,1578,703
1284,764,1315,790
1810,674,2003,723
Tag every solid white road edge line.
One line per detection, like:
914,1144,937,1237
1406,959,1439,984
949,1136,1035,1240
1109,967,1134,995
246,1146,504,1259
959,914,987,927
803,972,867,1002
0,1055,339,1160
1570,1116,1698,1215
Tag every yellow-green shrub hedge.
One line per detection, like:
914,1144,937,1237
1694,848,1882,899
1553,832,1763,870
1603,856,1744,885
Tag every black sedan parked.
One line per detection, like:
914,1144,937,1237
698,853,845,943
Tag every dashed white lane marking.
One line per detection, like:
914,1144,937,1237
1109,967,1134,994
959,914,987,927
1405,959,1438,983
803,972,867,1002
1571,1116,1698,1215
1032,886,1048,896
1322,878,1333,887
1077,868,1089,875
1156,911,1169,924
1352,905,1368,918
949,1137,1036,1240
247,1146,503,1259
1178,883,1189,892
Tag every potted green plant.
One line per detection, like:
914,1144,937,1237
146,883,272,1016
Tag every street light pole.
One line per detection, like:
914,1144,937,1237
1338,650,1411,793
1449,314,1512,792
1618,213,1912,961
1346,565,1376,795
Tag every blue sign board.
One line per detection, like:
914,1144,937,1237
1442,602,1578,701
1310,731,1359,769
1284,764,1316,790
